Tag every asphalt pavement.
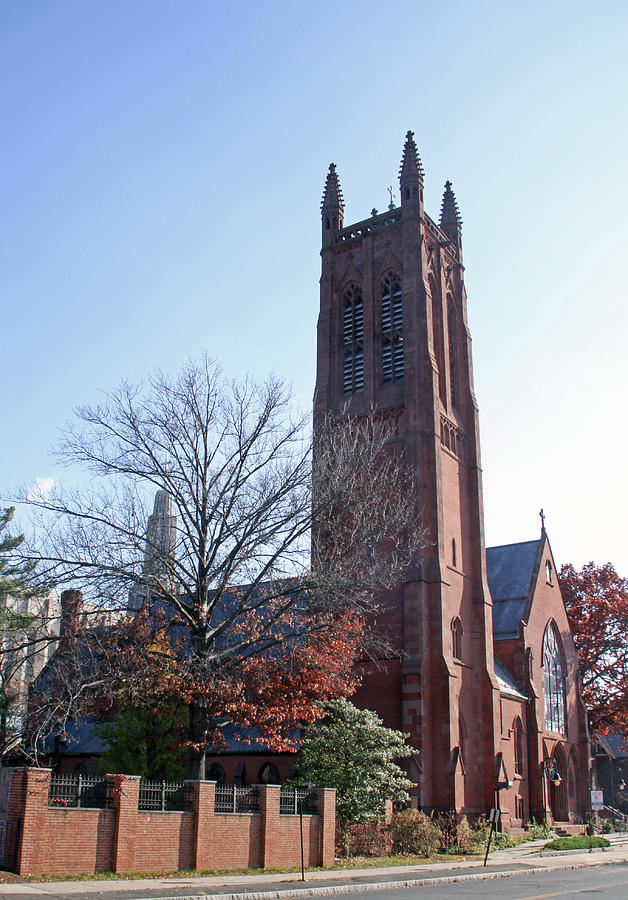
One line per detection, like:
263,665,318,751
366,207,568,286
2,834,628,900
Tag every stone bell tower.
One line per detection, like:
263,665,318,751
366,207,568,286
314,132,501,813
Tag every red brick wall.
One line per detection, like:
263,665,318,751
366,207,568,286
2,768,335,877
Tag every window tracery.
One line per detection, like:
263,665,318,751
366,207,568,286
543,623,567,735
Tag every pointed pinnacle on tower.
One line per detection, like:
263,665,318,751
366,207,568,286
398,130,425,184
321,163,344,247
439,180,462,241
321,163,344,213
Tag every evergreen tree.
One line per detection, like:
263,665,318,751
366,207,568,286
296,698,413,830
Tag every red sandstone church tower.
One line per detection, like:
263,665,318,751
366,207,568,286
315,132,502,814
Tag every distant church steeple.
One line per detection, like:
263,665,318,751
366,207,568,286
143,489,177,588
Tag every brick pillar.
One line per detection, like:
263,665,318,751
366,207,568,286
110,774,140,874
314,788,336,867
187,780,216,870
12,768,51,874
259,784,281,869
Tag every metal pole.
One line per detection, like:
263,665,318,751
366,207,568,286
483,791,499,867
299,797,305,881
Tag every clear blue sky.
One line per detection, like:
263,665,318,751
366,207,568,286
2,1,627,574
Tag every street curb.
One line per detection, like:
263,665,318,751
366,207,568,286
121,858,624,900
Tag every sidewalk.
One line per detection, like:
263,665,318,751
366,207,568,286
2,836,628,900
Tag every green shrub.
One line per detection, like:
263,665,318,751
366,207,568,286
389,809,442,857
544,835,610,851
525,819,556,840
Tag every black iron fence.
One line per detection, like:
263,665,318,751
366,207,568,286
137,780,191,812
279,787,317,815
214,785,260,814
48,774,110,809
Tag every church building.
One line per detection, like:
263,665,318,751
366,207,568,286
34,132,592,830
312,132,591,828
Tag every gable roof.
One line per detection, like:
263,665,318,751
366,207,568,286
487,539,541,639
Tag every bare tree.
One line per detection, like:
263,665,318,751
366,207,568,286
18,356,423,777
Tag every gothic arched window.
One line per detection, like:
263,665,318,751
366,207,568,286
207,762,226,784
513,717,524,775
257,762,280,784
447,299,457,407
381,272,403,383
543,623,567,735
429,276,446,405
342,283,364,393
452,617,463,660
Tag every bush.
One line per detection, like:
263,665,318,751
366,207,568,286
525,819,556,840
339,822,393,858
544,835,610,851
389,809,442,857
432,809,461,852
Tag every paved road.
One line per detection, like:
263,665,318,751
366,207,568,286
330,863,628,900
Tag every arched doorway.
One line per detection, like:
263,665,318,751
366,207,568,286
548,746,568,821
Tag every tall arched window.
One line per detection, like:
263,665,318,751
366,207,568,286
458,714,467,770
447,299,457,407
342,283,364,393
429,276,446,405
543,623,567,735
381,272,403,383
452,617,463,660
513,717,524,775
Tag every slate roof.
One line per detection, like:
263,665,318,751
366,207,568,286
41,717,109,756
486,539,541,639
596,733,628,759
494,658,528,701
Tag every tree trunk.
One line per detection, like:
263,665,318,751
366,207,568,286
186,701,206,780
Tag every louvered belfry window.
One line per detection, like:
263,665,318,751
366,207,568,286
381,272,403,383
342,283,364,393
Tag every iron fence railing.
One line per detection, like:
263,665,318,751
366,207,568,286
279,787,317,815
214,785,260,814
48,773,109,809
137,780,191,811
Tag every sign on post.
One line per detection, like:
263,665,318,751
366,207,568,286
591,790,604,810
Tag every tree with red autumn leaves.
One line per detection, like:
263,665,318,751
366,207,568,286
19,356,423,777
559,561,628,735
